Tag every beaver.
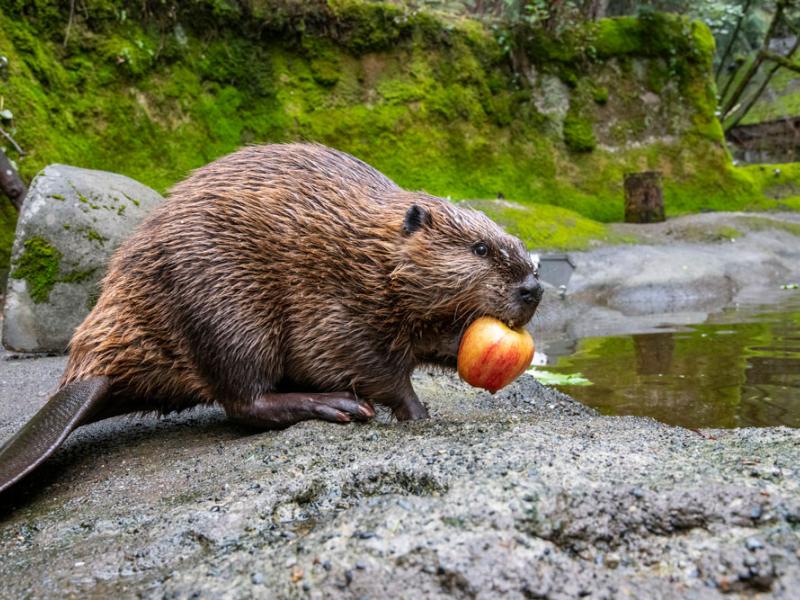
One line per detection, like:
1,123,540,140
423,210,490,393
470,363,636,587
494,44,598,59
0,143,542,493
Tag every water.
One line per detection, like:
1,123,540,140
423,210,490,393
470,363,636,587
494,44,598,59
540,292,800,429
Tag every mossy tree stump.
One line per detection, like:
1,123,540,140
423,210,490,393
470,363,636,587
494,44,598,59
624,171,664,223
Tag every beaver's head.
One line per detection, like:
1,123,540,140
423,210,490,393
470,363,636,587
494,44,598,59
390,196,541,365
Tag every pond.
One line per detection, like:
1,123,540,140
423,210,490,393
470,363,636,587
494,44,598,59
538,291,800,429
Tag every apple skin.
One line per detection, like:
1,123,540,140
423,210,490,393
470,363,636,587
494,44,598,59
457,316,535,393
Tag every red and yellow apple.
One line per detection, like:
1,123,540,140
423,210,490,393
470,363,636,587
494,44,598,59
457,316,535,393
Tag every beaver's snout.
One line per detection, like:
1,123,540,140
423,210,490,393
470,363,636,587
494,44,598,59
517,273,543,307
509,273,543,327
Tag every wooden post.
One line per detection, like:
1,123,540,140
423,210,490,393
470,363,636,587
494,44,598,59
624,171,664,224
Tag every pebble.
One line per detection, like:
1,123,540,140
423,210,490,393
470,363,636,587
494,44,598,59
745,537,764,551
251,573,264,585
604,553,621,568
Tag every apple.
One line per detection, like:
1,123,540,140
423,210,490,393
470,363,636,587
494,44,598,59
457,316,535,393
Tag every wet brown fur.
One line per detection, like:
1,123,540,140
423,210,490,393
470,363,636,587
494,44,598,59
62,144,539,421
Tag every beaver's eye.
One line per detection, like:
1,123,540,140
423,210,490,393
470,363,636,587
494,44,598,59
472,242,489,257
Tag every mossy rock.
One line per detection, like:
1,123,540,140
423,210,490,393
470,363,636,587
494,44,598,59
2,165,162,353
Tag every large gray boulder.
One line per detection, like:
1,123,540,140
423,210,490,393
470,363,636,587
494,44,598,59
2,165,162,353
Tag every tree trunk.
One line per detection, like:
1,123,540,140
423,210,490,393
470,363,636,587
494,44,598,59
721,1,786,117
715,0,753,80
624,171,664,224
0,148,27,210
582,0,609,20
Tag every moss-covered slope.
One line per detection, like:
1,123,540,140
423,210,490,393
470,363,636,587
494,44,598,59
0,0,796,260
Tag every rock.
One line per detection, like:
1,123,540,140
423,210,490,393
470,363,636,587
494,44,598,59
532,212,800,341
0,361,798,598
533,74,570,134
2,165,161,353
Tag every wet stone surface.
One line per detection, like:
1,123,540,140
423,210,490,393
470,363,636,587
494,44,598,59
0,355,798,598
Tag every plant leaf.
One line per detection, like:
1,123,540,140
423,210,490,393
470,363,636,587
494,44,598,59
526,368,593,386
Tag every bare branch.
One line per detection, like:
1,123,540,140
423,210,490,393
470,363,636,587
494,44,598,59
0,126,25,156
64,0,76,47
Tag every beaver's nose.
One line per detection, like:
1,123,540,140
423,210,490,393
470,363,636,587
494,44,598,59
518,274,543,305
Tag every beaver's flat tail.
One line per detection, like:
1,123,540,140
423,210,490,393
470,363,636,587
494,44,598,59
0,377,111,494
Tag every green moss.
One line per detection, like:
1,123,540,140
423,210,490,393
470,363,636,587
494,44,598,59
10,236,62,303
77,193,102,210
460,200,622,250
690,20,716,70
327,0,408,54
734,216,800,237
563,110,596,153
593,17,642,56
122,193,141,207
60,267,97,283
734,162,800,210
85,228,109,245
592,86,608,105
8,231,104,302
716,226,742,240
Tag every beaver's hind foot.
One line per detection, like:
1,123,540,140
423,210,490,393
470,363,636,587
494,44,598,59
225,392,375,429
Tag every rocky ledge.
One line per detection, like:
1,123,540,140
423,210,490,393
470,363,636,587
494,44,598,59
534,211,800,342
0,355,797,598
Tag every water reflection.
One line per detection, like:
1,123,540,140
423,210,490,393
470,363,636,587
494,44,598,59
542,293,800,428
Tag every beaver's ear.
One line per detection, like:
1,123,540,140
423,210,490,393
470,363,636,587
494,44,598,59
403,204,432,236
